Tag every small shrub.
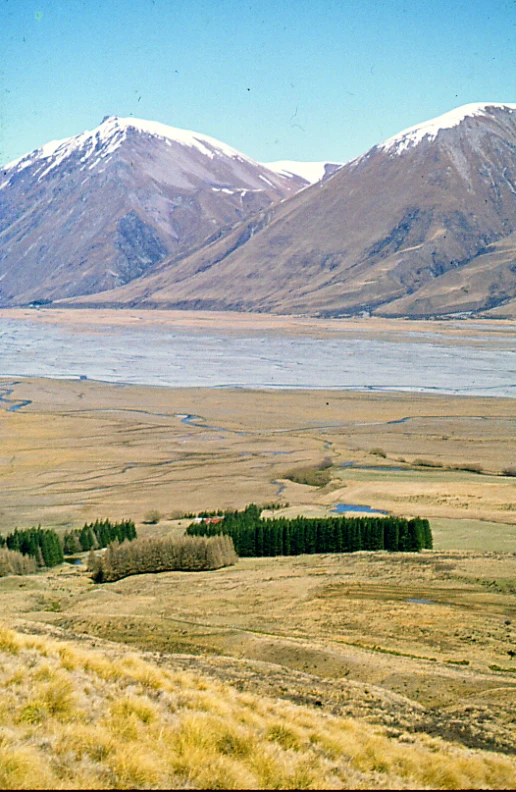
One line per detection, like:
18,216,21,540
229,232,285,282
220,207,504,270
370,448,386,458
143,509,161,525
452,462,483,473
284,463,333,487
413,458,442,468
502,466,516,477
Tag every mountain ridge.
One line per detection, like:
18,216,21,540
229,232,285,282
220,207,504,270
0,116,319,306
67,102,516,317
3,104,516,317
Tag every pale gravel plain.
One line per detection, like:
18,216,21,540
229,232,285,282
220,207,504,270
0,309,515,396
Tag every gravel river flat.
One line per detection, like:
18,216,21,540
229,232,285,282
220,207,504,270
0,310,514,397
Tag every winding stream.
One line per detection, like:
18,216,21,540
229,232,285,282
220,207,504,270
0,382,32,412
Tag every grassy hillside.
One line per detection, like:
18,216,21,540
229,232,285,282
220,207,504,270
0,622,515,790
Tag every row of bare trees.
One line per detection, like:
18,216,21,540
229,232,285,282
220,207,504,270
88,534,237,583
0,547,37,576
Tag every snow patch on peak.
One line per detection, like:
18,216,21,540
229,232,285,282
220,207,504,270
1,122,128,177
1,115,257,177
1,136,71,174
378,102,516,155
102,116,255,163
262,160,342,184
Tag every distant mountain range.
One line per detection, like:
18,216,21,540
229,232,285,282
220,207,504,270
2,103,516,317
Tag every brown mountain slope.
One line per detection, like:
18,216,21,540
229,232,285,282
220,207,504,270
71,103,516,317
381,232,516,316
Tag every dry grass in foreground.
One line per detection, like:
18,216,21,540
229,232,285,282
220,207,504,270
0,624,515,789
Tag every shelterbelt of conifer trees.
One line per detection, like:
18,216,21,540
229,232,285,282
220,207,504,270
3,527,64,568
186,505,432,557
63,519,137,555
0,519,138,569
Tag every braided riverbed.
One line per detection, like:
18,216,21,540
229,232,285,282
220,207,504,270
1,315,514,397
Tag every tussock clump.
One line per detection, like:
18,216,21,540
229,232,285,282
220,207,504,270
0,627,21,654
413,458,443,468
284,460,333,487
0,744,56,790
0,623,514,789
88,534,237,582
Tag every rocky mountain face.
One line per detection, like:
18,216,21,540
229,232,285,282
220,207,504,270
0,117,309,306
73,103,516,318
3,104,516,317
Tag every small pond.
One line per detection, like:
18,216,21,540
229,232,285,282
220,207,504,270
331,503,388,515
406,598,436,605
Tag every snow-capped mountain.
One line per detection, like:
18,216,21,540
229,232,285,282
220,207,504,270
0,117,308,306
79,103,516,317
261,160,342,185
377,101,516,155
2,116,282,183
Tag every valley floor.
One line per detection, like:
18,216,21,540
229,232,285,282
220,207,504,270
2,305,516,339
0,374,514,531
0,321,515,787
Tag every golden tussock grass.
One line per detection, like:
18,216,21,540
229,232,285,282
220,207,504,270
0,624,515,789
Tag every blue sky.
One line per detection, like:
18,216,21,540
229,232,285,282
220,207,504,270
1,0,515,166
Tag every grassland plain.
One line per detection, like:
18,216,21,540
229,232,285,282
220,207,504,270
0,376,514,532
2,307,515,340
0,329,516,788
